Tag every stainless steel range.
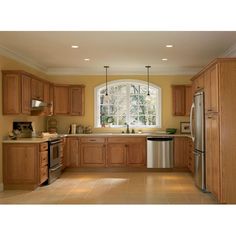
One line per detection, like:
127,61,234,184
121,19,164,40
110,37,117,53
48,137,63,184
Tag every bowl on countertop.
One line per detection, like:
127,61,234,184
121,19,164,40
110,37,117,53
166,128,177,134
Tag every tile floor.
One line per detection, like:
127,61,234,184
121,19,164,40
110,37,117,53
0,171,216,204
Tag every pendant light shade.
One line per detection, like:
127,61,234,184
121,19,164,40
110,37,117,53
145,65,151,96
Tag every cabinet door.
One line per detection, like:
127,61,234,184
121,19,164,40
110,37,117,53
66,138,80,167
185,85,192,116
205,65,218,113
53,86,69,115
193,74,204,93
174,137,189,168
81,144,106,167
205,114,220,200
31,78,44,100
2,73,21,114
43,82,50,116
107,143,126,167
172,85,186,116
127,141,146,167
3,144,38,184
69,86,85,115
21,75,31,115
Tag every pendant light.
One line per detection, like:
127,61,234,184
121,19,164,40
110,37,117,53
104,65,109,102
145,65,151,101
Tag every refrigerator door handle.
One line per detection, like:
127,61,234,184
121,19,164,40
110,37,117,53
190,102,195,142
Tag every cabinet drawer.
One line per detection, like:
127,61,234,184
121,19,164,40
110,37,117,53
40,151,48,166
81,137,105,143
40,166,48,184
40,142,48,151
107,137,145,143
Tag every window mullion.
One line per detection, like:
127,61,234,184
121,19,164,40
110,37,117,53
127,83,130,125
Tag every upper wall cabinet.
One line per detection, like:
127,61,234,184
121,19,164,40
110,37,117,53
53,85,85,116
53,85,69,115
204,64,219,113
2,71,31,115
69,86,85,116
31,78,44,101
192,73,204,93
172,85,192,116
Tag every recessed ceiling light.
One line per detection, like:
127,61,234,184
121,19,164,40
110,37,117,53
162,58,168,61
166,45,173,48
71,45,79,49
84,58,90,61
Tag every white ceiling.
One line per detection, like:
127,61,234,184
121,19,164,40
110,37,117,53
0,31,236,75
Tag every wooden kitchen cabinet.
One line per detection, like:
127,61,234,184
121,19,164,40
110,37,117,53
80,137,106,167
69,86,85,116
31,77,44,100
204,64,219,113
66,137,80,167
172,85,186,116
53,85,69,115
205,113,220,200
107,137,146,167
107,143,127,167
174,137,189,169
172,85,192,116
3,142,48,190
192,73,204,93
21,74,31,114
2,72,21,114
185,85,192,116
2,71,32,115
39,142,48,184
54,85,85,116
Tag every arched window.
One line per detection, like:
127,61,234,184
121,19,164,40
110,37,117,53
94,80,161,128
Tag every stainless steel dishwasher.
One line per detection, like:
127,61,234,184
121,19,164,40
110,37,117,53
147,137,174,168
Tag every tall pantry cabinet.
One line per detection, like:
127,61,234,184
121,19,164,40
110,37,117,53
191,58,236,203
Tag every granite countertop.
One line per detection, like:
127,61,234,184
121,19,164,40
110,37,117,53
2,132,192,143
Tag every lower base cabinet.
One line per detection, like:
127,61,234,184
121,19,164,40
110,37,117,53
80,144,106,167
174,137,193,172
66,137,80,167
107,137,146,167
3,142,48,190
107,143,127,167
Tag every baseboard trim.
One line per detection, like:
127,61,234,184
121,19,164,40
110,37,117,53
0,182,3,191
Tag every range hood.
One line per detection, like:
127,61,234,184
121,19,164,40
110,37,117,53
31,99,48,110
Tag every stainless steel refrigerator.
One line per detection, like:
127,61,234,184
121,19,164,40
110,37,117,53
190,91,206,191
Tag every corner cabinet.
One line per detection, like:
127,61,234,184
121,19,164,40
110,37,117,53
3,142,48,190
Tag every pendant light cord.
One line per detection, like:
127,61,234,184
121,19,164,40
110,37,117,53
104,65,109,96
145,65,151,96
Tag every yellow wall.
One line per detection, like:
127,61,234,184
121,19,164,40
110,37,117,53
0,55,47,185
47,75,191,134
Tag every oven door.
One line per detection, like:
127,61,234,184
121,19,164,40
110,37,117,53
49,140,62,168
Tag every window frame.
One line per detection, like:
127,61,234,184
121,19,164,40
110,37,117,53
94,79,162,128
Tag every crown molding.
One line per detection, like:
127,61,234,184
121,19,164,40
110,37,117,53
0,45,47,72
221,43,236,57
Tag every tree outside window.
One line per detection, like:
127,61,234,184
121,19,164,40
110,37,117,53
95,80,161,128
